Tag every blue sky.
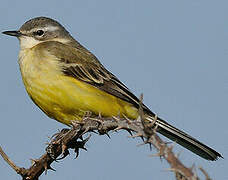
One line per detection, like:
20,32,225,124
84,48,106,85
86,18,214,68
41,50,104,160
0,1,227,179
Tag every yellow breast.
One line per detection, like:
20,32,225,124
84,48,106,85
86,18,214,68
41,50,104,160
18,45,138,125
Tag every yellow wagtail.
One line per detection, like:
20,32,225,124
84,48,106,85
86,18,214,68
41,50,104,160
3,17,222,160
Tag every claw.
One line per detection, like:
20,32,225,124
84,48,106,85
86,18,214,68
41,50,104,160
71,121,83,128
56,149,70,160
50,131,61,140
61,144,67,153
73,135,91,158
46,143,57,160
55,143,71,160
44,161,56,175
46,128,70,159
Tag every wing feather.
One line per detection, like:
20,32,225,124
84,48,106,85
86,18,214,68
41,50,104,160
42,41,153,115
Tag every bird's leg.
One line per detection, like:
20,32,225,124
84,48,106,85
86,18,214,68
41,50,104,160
46,128,70,160
46,120,92,161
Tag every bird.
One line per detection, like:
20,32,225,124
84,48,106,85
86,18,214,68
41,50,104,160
2,17,222,161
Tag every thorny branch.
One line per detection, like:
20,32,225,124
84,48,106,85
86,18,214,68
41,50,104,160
0,96,211,180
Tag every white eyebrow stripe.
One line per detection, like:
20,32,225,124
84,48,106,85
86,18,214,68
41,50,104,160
43,26,59,32
27,26,59,33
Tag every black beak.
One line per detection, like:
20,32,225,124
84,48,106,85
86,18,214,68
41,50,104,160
2,31,22,37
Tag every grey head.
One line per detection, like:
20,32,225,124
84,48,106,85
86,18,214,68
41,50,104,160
3,17,77,49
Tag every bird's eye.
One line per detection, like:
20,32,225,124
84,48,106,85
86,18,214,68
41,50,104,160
35,30,44,36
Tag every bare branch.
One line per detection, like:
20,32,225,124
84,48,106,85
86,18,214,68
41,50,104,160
199,167,212,180
0,97,213,180
0,146,27,176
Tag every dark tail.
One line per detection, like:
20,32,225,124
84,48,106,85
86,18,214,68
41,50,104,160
147,116,222,160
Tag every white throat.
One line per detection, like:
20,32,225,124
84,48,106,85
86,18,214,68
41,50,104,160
18,36,71,50
19,36,41,49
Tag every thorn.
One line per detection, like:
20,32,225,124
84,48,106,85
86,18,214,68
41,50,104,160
126,129,133,136
112,116,120,122
92,118,103,123
84,126,91,133
169,143,174,151
138,93,144,121
47,164,56,172
122,114,131,123
79,136,83,141
148,143,152,151
74,135,91,158
140,136,145,142
163,168,178,173
128,133,143,138
90,130,98,134
105,133,111,139
82,134,91,145
74,148,79,158
113,126,123,131
81,146,88,151
199,166,211,179
136,137,147,146
44,162,48,175
136,142,146,147
141,142,151,150
136,115,141,121
151,114,158,127
74,134,91,153
45,141,49,145
149,153,163,158
117,110,120,117
190,163,195,171
175,150,183,159
98,112,102,118
30,158,39,165
153,124,159,133
162,141,172,146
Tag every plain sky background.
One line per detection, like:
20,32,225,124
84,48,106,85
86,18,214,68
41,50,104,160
0,0,227,180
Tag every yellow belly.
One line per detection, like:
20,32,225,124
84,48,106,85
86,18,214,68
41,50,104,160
19,48,138,125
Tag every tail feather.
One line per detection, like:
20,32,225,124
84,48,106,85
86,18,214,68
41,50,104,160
148,116,222,161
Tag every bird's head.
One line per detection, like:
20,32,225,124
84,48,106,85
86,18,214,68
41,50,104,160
3,17,73,49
